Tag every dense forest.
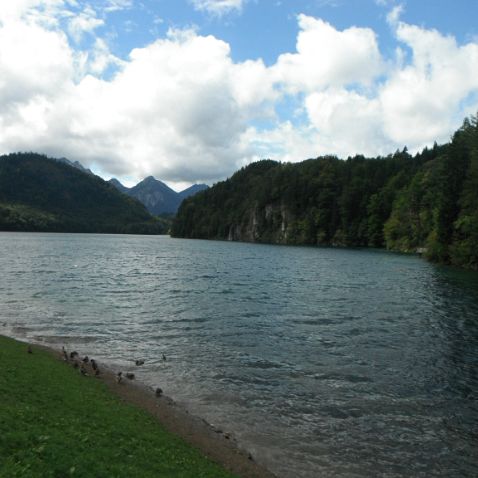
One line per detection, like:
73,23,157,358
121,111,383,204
0,153,166,234
172,115,478,270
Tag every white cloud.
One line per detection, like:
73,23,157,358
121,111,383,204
103,0,133,13
243,122,322,165
68,6,103,43
275,26,478,159
86,37,124,75
0,1,56,21
272,15,383,93
0,3,477,186
246,90,389,165
0,20,73,106
386,4,403,26
305,89,387,157
0,0,70,27
190,0,245,16
0,18,273,183
266,14,478,161
379,22,478,148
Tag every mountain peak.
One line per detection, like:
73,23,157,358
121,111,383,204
179,183,209,199
109,175,208,215
56,157,94,176
0,152,163,234
108,178,129,193
134,175,174,192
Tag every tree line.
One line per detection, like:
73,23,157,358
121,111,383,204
172,115,478,270
0,153,166,234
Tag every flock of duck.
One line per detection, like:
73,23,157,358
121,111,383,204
55,345,166,398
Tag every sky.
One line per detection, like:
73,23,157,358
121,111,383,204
0,1,478,190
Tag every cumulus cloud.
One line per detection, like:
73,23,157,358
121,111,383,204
0,20,72,106
0,14,272,183
379,22,478,148
272,15,383,93
288,13,478,158
0,2,477,186
190,0,245,16
305,89,387,157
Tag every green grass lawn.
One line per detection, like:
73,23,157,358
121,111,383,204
0,336,237,478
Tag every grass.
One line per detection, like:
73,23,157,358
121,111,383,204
0,336,237,478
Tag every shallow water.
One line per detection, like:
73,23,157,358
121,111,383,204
1,232,478,477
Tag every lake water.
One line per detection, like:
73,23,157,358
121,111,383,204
1,232,477,477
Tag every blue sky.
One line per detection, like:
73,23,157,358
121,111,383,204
66,0,478,69
0,0,477,188
80,1,478,63
71,1,478,62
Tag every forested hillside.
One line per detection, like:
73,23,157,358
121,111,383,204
172,116,478,270
0,153,166,234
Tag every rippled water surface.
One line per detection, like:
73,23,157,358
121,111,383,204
1,232,478,477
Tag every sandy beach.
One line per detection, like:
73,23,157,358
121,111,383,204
6,335,277,478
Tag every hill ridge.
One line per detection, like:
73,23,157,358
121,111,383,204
172,115,478,270
0,152,165,234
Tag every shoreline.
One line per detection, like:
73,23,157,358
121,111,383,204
2,333,277,478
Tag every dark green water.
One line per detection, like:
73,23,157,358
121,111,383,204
1,232,477,477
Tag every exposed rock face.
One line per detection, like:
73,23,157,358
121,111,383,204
227,203,293,244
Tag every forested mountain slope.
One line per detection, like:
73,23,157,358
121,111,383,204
0,153,165,234
172,116,478,270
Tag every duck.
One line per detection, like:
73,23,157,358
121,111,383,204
155,387,163,397
162,353,167,361
62,346,68,361
125,372,135,380
117,372,123,383
90,359,100,376
70,351,79,359
135,359,145,366
82,356,89,364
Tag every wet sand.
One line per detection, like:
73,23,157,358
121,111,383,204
10,337,278,478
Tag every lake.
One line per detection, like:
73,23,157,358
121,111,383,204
1,232,477,477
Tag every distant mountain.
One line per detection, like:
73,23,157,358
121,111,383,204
178,183,208,200
108,177,129,194
109,177,208,215
129,176,180,215
0,153,166,234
